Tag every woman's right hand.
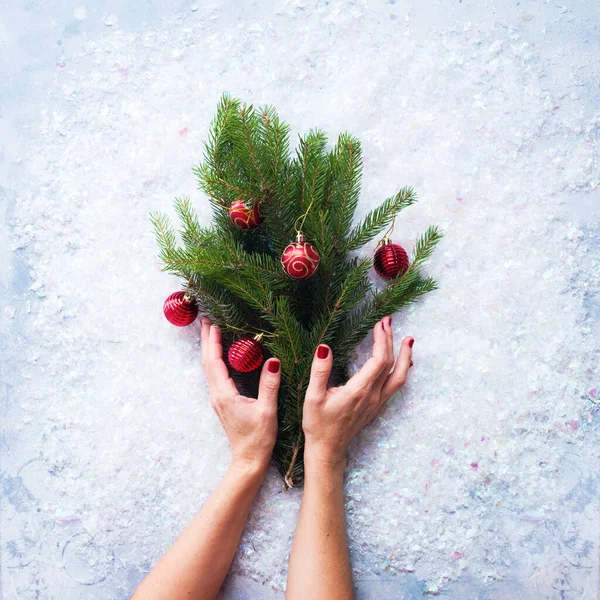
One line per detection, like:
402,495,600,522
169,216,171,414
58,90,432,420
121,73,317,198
302,317,413,470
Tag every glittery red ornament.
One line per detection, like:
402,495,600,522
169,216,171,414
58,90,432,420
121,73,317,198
281,234,320,280
229,199,264,230
228,335,264,373
163,291,199,326
374,238,410,279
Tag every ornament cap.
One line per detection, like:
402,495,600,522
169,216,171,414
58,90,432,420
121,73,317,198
380,236,391,246
253,332,264,342
295,232,304,244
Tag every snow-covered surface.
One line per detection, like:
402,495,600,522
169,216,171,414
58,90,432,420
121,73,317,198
1,1,599,598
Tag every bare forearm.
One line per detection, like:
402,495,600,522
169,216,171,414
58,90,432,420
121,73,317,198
286,458,353,600
133,461,266,600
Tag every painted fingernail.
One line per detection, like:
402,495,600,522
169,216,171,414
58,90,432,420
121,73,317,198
410,360,414,367
317,345,330,359
408,338,414,348
268,359,280,374
386,316,392,329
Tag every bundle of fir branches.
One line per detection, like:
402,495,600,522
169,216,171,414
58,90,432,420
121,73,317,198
152,93,442,488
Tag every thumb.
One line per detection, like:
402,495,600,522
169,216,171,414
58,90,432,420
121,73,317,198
381,336,413,401
306,345,333,400
257,358,281,407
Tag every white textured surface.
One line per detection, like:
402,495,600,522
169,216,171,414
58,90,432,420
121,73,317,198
1,1,599,598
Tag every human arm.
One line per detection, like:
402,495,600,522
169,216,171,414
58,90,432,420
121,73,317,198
132,319,281,600
286,317,414,600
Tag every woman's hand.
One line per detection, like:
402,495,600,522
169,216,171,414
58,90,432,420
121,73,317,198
302,316,413,470
200,318,280,475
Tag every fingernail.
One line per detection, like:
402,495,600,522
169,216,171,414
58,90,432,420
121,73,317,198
408,338,414,348
268,359,280,374
386,316,392,329
410,360,414,367
317,345,330,359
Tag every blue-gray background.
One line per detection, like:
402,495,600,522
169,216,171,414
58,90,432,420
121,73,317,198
1,1,599,598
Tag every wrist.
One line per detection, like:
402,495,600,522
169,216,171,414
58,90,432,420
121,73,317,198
229,456,270,483
303,445,347,477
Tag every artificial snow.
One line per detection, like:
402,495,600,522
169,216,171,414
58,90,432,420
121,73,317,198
1,1,599,598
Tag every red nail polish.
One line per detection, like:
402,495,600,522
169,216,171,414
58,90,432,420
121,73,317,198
409,338,414,348
410,360,414,367
317,345,330,359
267,360,280,374
385,316,392,329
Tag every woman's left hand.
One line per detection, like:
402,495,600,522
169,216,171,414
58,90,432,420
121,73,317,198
200,318,280,474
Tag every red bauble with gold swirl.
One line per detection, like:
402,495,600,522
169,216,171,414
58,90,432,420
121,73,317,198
229,199,264,230
374,238,410,280
281,234,320,280
163,291,199,326
228,335,264,373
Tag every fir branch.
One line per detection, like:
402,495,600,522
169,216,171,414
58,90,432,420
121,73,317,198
238,104,266,189
257,105,291,191
194,164,263,205
325,134,362,239
187,275,247,331
333,273,438,363
344,186,417,251
203,93,240,169
267,297,307,374
150,211,188,276
409,225,444,272
173,196,211,251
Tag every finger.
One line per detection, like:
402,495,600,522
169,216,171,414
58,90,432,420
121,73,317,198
205,325,236,394
208,324,224,359
381,336,414,401
200,317,212,350
346,320,390,391
374,316,394,391
257,358,281,408
305,344,333,401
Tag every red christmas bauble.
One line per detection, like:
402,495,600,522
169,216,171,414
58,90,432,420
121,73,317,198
374,239,410,279
281,235,320,280
229,199,264,230
163,291,199,326
228,336,264,373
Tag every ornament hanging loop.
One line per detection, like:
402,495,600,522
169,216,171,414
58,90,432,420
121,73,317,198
224,323,276,340
378,217,396,247
294,197,316,237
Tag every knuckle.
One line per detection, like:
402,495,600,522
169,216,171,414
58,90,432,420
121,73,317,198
375,357,387,370
215,392,231,406
353,382,370,398
304,393,318,405
262,379,280,393
396,373,407,387
305,393,324,407
259,405,276,420
312,366,329,378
